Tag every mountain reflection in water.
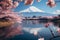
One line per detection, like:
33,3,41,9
21,20,60,40
7,20,60,40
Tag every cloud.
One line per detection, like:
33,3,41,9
19,6,44,12
53,10,60,14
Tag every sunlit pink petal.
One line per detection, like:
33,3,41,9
24,0,34,5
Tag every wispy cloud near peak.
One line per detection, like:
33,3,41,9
53,10,60,14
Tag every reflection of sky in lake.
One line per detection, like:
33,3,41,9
21,20,60,40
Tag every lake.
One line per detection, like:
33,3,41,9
20,20,60,40
9,20,60,40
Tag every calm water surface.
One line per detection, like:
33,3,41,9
17,20,60,40
12,20,60,40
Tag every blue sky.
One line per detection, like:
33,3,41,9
14,0,60,13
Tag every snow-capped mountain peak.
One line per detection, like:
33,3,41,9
19,6,44,12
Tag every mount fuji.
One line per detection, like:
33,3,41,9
19,6,44,12
18,6,58,17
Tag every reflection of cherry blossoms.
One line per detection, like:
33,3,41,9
57,28,60,33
